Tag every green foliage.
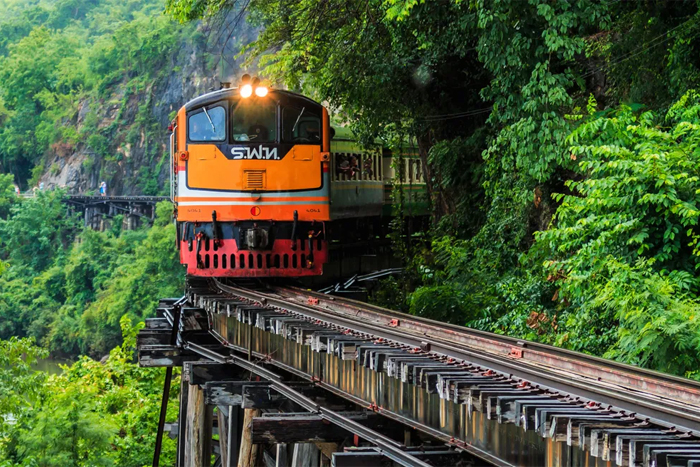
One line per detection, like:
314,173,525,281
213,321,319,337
427,133,486,236
0,319,178,466
478,0,609,182
80,202,183,356
531,92,700,376
0,190,78,273
0,173,17,219
0,0,194,192
368,276,408,313
168,0,700,381
0,197,183,358
0,337,47,421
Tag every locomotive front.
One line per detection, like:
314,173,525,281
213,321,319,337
170,79,331,277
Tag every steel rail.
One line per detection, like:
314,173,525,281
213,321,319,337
286,285,700,395
183,341,432,467
212,279,700,435
205,326,515,467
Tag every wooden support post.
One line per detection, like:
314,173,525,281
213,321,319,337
217,405,240,467
229,405,240,466
247,324,252,361
238,408,261,467
291,443,319,467
313,443,338,467
185,383,207,467
177,376,189,467
218,407,229,467
275,444,288,467
202,404,213,467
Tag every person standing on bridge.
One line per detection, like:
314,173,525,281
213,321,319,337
99,181,107,197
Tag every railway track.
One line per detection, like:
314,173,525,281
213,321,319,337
139,278,700,466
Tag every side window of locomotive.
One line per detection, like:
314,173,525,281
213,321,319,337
231,100,276,143
188,106,226,142
282,107,321,144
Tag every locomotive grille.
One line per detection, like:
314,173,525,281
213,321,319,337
245,170,265,189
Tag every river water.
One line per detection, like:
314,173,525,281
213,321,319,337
32,358,71,375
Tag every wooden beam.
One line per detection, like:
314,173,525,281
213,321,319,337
238,408,261,467
242,384,285,410
137,331,172,346
204,381,270,406
138,345,197,367
331,451,387,467
313,442,338,463
417,451,474,466
189,363,245,386
252,413,368,444
332,447,469,466
185,383,206,467
144,316,172,330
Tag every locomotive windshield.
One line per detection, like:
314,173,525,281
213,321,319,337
231,99,276,143
188,106,226,141
282,106,321,143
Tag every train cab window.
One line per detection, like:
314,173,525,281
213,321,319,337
282,107,321,144
231,100,276,143
188,106,226,142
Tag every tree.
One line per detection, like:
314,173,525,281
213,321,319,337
0,190,77,273
533,91,700,376
79,202,183,356
0,318,178,466
0,337,47,421
0,173,16,219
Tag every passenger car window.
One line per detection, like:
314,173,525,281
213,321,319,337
188,106,226,142
282,107,321,143
231,100,277,143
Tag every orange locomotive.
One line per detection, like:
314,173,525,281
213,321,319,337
170,77,331,277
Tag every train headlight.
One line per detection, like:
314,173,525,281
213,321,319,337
240,84,253,98
255,86,268,97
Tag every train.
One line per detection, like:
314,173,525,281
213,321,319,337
170,76,426,278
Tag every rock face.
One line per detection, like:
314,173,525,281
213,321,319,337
40,19,258,196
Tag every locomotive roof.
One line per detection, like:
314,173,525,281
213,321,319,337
184,87,322,111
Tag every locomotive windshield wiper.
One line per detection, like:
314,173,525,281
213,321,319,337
202,106,216,133
292,107,305,134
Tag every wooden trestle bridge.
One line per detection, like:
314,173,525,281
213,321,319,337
63,195,168,230
137,279,700,467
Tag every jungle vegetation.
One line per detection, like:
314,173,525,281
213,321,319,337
1,1,700,463
0,0,204,194
0,321,178,466
167,0,700,379
0,181,182,358
0,183,182,465
0,2,188,464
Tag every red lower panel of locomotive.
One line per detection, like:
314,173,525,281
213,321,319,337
178,221,327,277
